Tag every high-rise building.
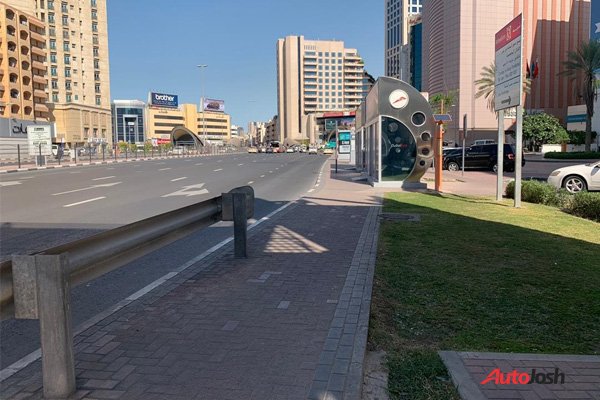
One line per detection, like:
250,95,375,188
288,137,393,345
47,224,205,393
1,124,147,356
276,35,367,144
422,0,591,144
1,3,49,121
592,0,600,40
5,0,112,147
385,0,422,80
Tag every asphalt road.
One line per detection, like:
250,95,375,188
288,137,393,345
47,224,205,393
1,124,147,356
0,152,329,368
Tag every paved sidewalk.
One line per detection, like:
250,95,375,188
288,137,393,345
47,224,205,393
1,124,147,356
441,351,600,400
0,161,381,400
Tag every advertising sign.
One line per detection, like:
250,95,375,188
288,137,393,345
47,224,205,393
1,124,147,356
27,125,52,156
203,98,225,113
494,15,523,111
338,131,352,154
150,92,179,108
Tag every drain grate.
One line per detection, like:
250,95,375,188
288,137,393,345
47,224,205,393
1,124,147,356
379,213,421,222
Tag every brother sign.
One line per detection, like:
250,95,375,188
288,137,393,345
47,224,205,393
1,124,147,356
150,92,178,108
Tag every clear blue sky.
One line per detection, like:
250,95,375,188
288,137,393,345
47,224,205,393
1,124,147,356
107,0,384,129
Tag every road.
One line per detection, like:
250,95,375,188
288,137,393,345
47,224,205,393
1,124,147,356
0,152,329,368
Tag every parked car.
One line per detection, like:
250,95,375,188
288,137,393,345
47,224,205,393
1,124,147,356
322,148,334,155
308,147,318,155
547,161,600,194
266,147,274,154
443,144,524,172
247,147,258,153
286,147,295,153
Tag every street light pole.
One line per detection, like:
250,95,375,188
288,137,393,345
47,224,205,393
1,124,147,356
197,64,208,149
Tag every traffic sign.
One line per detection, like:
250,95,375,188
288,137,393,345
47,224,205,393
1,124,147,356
27,125,52,156
495,15,523,111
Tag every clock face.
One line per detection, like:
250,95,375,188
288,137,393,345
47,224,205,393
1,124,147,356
389,89,409,109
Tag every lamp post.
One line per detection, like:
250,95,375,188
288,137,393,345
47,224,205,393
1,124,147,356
197,64,208,149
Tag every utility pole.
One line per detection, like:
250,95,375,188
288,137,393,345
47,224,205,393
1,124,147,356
197,64,208,148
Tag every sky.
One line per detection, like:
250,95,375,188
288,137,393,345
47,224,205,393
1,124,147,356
107,0,384,129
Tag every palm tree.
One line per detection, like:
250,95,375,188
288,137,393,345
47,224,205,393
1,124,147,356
560,40,600,152
475,62,531,113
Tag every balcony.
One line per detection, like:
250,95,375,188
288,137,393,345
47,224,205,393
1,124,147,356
33,74,47,85
32,60,47,70
31,45,46,57
30,30,45,42
34,89,47,99
35,103,50,113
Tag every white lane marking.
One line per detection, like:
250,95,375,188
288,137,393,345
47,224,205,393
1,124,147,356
260,175,265,178
92,176,115,181
217,160,223,163
0,181,22,187
19,176,34,179
52,182,121,196
269,171,273,173
238,163,244,166
213,168,223,172
247,181,254,185
162,183,209,198
106,168,115,170
275,168,279,170
0,190,299,383
63,196,105,208
159,168,171,171
171,177,187,182
308,189,315,193
157,162,166,165
69,171,81,174
195,163,203,166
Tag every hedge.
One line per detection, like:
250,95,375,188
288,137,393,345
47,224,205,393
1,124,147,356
544,151,600,160
505,180,600,222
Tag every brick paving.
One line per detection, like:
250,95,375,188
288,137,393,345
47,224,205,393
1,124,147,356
0,161,381,400
441,351,600,400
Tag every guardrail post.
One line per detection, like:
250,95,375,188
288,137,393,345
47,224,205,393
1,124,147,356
233,192,247,258
37,254,76,399
17,144,21,168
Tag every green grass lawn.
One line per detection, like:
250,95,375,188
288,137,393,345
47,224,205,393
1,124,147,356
370,193,600,400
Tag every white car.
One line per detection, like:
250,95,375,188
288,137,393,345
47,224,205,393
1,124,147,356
308,147,318,155
547,161,600,194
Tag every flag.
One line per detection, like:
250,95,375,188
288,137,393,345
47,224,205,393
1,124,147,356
533,58,539,79
526,60,531,79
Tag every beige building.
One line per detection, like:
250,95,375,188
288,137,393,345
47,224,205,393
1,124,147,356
422,0,591,144
1,2,49,121
276,36,366,144
5,0,112,146
146,103,231,145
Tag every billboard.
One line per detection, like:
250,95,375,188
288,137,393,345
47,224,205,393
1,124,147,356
27,125,52,156
0,118,56,138
150,92,178,108
593,0,600,41
203,98,225,113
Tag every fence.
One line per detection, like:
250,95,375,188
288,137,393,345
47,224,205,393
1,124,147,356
0,186,254,398
0,144,247,169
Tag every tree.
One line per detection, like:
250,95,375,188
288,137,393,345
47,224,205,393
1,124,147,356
475,62,531,112
429,90,458,114
522,112,569,149
559,40,600,152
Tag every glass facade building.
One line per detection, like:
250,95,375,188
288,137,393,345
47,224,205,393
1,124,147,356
111,100,146,144
409,22,422,91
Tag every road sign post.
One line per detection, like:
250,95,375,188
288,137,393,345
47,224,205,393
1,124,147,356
495,14,523,207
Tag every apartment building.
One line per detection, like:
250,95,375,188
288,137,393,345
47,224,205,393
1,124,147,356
385,0,422,80
5,0,112,147
422,0,591,144
276,35,368,144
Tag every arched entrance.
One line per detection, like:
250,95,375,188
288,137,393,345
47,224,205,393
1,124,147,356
171,127,205,147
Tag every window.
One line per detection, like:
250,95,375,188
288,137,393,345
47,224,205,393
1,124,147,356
64,55,70,64
66,94,72,102
63,41,69,51
65,67,71,77
63,29,68,38
91,0,97,7
92,36,98,45
52,93,59,102
51,66,57,76
50,53,57,63
48,13,55,23
94,59,99,69
61,2,67,12
92,22,98,32
51,80,58,89
93,47,99,56
65,80,71,90
49,39,56,49
48,0,54,9
62,15,68,25
95,96,101,105
95,83,100,93
91,10,97,20
49,27,56,36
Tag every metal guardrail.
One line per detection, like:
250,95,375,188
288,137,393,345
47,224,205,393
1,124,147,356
0,186,254,398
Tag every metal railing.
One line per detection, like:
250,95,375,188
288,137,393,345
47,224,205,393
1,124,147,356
0,186,254,398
